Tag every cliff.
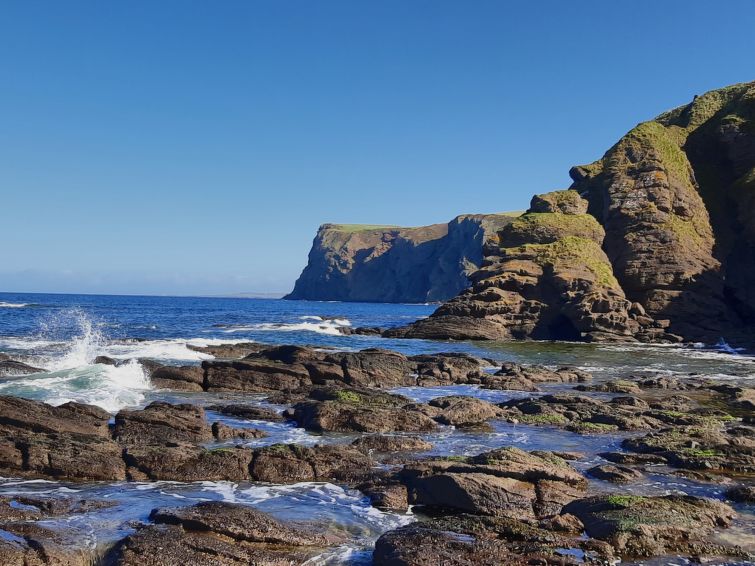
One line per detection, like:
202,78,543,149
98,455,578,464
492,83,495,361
391,81,755,344
285,213,518,303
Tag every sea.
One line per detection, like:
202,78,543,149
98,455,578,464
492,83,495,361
0,291,753,564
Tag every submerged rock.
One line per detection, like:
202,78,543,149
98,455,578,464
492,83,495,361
0,359,46,377
587,464,643,484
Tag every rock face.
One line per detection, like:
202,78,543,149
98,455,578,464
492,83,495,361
570,81,755,341
388,191,650,342
285,213,517,303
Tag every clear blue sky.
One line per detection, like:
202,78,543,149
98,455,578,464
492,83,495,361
1,1,753,296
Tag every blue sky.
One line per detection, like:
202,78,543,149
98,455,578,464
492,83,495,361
1,1,753,296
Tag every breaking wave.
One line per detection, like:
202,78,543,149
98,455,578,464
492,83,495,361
223,315,352,336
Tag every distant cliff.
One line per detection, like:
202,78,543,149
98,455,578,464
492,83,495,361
285,213,518,303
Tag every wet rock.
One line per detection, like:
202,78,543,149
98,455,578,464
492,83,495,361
635,375,693,390
0,360,46,377
374,514,614,566
0,396,111,437
112,502,325,565
489,363,592,392
211,422,266,441
622,425,755,473
248,444,372,484
0,523,95,565
149,501,326,546
356,476,410,511
351,435,433,454
94,355,119,365
498,393,662,432
429,396,503,427
575,379,641,394
291,387,438,433
149,365,205,392
0,495,114,521
203,358,312,392
587,464,643,484
563,494,739,558
409,352,488,386
114,402,213,445
124,445,254,481
399,447,586,519
725,485,755,503
186,342,264,358
598,452,667,465
206,404,284,422
333,348,415,387
648,394,696,412
0,396,124,481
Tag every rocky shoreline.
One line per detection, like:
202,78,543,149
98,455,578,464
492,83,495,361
0,343,752,564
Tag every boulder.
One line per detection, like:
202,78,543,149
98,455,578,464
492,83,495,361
149,365,205,391
0,360,46,377
399,448,586,519
563,494,739,557
111,502,325,565
351,435,432,454
374,514,614,566
248,444,372,484
206,404,284,422
587,464,643,484
211,422,266,441
0,396,124,481
114,402,213,445
290,387,437,433
622,425,755,473
124,445,254,482
428,396,503,427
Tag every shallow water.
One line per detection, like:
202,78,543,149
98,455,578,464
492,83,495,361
0,292,754,563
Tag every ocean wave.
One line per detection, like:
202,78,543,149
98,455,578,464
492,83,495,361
0,360,151,412
0,302,29,308
101,337,252,362
199,480,413,532
224,316,352,336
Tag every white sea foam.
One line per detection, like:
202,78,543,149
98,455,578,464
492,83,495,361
0,302,29,308
0,360,151,412
224,316,352,336
100,337,251,362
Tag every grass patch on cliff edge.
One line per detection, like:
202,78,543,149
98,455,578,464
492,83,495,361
328,224,400,233
509,236,619,289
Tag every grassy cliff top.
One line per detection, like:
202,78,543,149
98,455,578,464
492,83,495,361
323,211,524,234
324,224,400,233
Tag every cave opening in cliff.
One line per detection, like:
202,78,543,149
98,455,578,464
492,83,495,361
547,314,581,341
